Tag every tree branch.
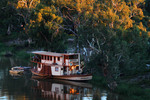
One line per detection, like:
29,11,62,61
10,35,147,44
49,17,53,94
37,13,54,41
15,13,27,24
57,24,78,37
29,0,34,8
18,1,28,8
87,40,100,53
39,32,51,44
96,37,102,53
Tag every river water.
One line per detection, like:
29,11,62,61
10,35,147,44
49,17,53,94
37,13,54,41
0,57,126,100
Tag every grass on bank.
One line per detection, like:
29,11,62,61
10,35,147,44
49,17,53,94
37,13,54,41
115,83,150,100
15,50,31,60
91,75,150,100
0,42,31,60
0,43,14,56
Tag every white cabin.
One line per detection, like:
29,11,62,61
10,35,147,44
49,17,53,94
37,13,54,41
31,51,81,76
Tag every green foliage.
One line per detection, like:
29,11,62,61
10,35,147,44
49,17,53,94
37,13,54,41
115,83,150,100
116,84,145,96
145,0,150,14
79,23,150,81
28,3,67,52
0,43,8,56
0,3,18,34
29,24,68,52
91,75,107,87
0,43,15,56
15,50,30,60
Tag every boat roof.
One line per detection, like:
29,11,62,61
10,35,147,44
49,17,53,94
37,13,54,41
32,51,79,56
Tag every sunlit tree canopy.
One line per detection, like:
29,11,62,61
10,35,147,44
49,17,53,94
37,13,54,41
17,0,40,9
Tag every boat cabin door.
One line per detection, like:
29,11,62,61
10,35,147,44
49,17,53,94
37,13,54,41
44,65,52,76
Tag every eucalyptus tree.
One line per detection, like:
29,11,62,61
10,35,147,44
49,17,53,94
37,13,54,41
16,0,40,34
76,0,150,83
0,0,18,35
29,3,67,52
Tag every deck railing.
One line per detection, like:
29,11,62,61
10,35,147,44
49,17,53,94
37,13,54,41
69,59,78,62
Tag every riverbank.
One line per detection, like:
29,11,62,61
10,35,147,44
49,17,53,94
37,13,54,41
0,42,30,60
0,30,33,57
91,75,150,100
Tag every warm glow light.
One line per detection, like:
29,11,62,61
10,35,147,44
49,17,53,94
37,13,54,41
69,88,77,94
71,66,74,70
70,65,76,71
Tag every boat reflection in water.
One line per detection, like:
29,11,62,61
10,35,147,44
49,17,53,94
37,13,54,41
9,72,23,79
31,76,93,100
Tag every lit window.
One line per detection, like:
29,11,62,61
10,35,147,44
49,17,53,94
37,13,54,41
55,67,59,72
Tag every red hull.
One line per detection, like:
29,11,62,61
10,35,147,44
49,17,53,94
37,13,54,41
31,69,51,77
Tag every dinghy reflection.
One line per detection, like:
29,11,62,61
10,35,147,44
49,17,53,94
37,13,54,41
31,76,93,100
9,72,22,79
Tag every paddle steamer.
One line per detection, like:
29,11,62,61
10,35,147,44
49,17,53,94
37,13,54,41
31,51,92,81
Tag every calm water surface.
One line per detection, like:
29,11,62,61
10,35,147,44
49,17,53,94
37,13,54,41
0,57,126,100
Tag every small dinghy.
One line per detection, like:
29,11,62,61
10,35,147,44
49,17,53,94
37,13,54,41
9,66,24,74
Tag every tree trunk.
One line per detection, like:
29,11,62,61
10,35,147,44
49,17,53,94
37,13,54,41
7,25,11,35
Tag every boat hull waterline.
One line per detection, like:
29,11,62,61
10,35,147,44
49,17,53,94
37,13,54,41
31,70,92,81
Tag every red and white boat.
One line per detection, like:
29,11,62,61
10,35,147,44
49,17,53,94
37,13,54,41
31,51,92,81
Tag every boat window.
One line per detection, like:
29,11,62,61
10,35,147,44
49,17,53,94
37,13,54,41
58,57,60,61
76,66,79,70
41,55,43,59
55,67,59,72
50,56,52,61
14,68,18,70
38,64,41,68
45,56,47,60
69,55,78,59
43,55,45,59
54,57,56,63
64,56,69,59
47,56,49,60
